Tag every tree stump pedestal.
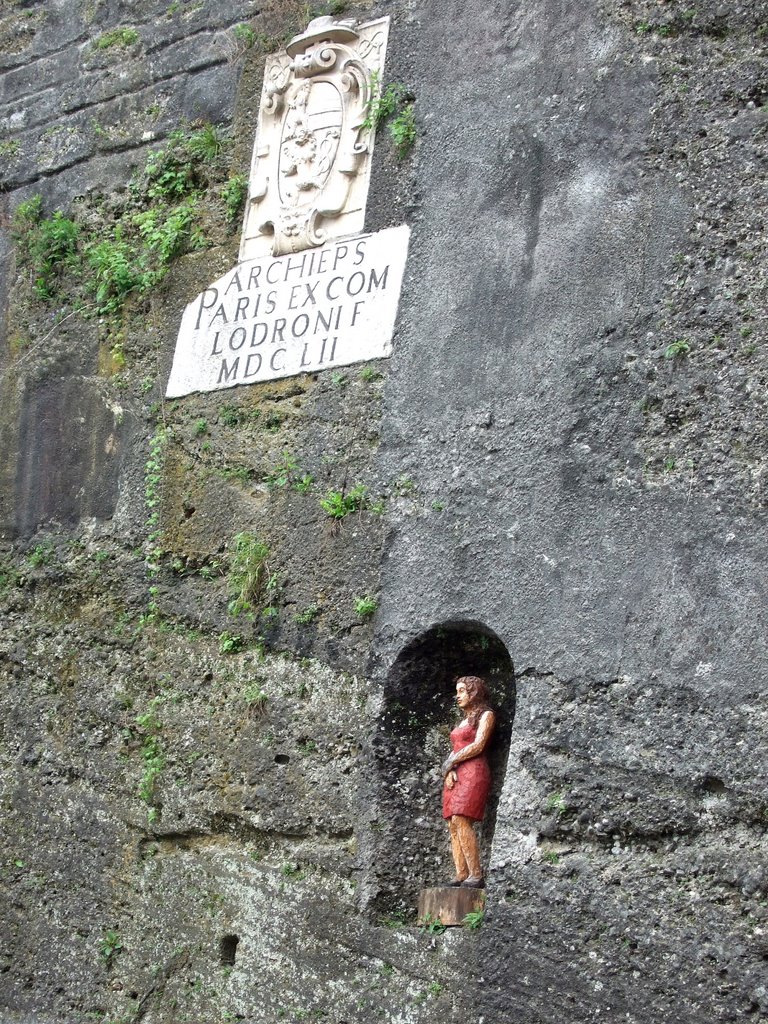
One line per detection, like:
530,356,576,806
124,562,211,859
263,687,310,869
417,886,485,927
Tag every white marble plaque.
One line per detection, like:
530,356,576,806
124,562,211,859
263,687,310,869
166,225,410,398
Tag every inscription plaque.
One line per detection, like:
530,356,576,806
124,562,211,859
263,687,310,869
166,225,409,398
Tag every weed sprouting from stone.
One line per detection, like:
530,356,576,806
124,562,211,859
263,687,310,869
363,72,417,157
544,791,568,815
222,174,247,225
664,338,691,359
354,595,378,618
94,28,139,49
99,929,124,964
294,604,320,625
320,484,366,519
463,909,484,929
219,631,246,654
228,533,270,616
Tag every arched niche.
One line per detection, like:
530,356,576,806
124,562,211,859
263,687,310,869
370,620,515,916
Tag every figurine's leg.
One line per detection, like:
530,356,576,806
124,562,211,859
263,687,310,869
455,815,482,881
448,816,469,881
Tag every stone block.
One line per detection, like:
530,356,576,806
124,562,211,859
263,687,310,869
417,887,485,928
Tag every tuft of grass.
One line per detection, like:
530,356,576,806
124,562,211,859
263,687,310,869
233,23,256,47
186,123,223,163
228,532,270,617
94,27,139,49
242,681,267,709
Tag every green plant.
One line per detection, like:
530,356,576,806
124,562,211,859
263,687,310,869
297,738,317,756
144,426,168,581
222,174,247,225
294,473,314,494
94,27,139,49
228,532,270,616
85,233,146,315
363,74,416,157
360,367,383,382
664,338,690,359
136,703,165,815
198,559,224,580
264,452,299,488
294,604,320,625
307,0,348,15
663,456,676,472
186,123,223,162
463,908,484,929
331,371,348,387
233,23,256,47
354,595,377,618
27,541,56,567
394,475,415,495
543,851,560,865
364,74,406,131
544,791,567,815
281,861,306,880
419,913,446,935
390,103,416,158
428,982,444,997
193,418,208,436
20,210,80,300
380,911,407,929
243,682,267,709
219,404,241,427
99,929,124,963
320,483,366,519
219,631,246,654
0,564,21,591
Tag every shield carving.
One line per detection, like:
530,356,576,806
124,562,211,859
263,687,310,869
278,80,343,205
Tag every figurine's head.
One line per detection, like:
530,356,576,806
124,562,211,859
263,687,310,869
455,675,490,710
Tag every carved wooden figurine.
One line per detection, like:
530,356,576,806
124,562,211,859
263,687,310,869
442,676,496,888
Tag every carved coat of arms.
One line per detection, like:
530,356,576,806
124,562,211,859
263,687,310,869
240,16,389,260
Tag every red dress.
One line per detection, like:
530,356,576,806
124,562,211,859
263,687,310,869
442,721,491,822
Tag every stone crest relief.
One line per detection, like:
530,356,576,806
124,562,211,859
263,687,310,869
239,16,389,260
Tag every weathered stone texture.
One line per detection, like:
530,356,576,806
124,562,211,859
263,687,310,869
1,0,767,1022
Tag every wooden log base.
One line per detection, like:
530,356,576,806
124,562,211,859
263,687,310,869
418,886,486,927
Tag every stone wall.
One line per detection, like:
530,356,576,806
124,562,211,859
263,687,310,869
1,1,767,1023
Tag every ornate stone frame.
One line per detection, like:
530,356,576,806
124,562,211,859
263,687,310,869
239,16,390,261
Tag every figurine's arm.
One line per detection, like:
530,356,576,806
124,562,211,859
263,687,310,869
442,710,496,775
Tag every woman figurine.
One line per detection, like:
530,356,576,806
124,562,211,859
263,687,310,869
442,675,496,888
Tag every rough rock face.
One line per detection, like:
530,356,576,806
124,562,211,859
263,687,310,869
1,1,767,1023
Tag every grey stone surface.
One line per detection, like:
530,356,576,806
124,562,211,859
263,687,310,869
0,0,767,1022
